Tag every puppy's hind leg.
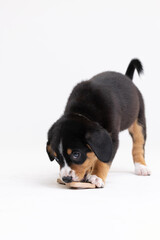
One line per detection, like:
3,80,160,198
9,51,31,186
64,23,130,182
128,115,151,176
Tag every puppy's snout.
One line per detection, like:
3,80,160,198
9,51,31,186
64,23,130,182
62,176,73,183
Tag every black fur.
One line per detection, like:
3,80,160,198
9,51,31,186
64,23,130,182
47,59,146,171
125,59,143,80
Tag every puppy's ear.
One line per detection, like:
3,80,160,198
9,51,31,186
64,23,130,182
46,141,56,161
86,127,112,163
46,120,61,161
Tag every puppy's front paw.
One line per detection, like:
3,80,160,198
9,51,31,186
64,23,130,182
86,174,104,188
135,163,151,176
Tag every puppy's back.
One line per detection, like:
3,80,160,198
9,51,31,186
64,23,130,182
90,71,140,130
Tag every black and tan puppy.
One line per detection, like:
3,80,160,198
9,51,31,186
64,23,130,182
46,59,150,188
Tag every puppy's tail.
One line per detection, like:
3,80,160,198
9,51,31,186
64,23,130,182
125,59,143,80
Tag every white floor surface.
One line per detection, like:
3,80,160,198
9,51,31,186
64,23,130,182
0,145,159,240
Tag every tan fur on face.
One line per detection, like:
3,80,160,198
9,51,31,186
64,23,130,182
128,119,146,165
70,152,97,181
67,148,72,155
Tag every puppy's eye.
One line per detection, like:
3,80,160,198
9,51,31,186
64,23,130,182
71,151,81,161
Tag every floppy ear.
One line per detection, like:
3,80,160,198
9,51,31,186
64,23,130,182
46,120,61,161
46,142,55,161
86,127,112,163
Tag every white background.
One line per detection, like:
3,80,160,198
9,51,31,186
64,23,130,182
0,0,160,239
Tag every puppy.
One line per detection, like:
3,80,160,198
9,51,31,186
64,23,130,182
46,59,150,188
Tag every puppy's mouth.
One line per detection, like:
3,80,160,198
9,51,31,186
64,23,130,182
62,176,86,183
59,164,89,183
59,169,79,183
60,172,87,183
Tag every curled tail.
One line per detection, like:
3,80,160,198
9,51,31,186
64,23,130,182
125,59,143,80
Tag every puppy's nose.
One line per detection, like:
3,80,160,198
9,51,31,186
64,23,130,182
62,176,72,183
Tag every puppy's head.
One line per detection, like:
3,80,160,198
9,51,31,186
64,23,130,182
46,114,112,182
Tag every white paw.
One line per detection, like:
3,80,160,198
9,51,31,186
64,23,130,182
86,174,104,188
135,163,151,176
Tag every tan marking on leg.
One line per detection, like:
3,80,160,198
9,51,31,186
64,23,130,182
129,119,146,165
70,152,97,181
86,166,93,175
67,148,72,155
91,160,110,182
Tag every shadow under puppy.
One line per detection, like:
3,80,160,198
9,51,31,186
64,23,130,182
46,59,151,188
